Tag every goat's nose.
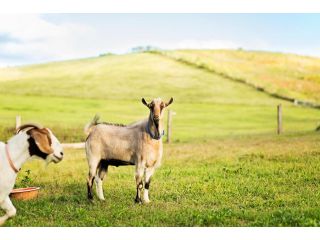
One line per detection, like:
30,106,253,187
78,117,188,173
60,152,64,156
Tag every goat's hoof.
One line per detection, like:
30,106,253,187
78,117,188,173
0,217,7,226
87,191,94,200
98,197,105,201
134,198,142,204
144,200,151,204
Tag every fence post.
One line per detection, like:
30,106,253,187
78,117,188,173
277,104,282,134
16,115,21,130
166,110,176,143
167,110,172,143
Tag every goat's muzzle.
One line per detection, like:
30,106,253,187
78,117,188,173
153,115,160,123
52,154,63,163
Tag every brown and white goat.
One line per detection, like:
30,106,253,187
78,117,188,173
0,124,63,226
85,97,173,203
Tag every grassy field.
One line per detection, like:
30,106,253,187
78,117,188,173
0,50,320,226
6,133,320,226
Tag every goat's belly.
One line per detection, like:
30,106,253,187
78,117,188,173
100,137,135,166
106,151,134,162
103,143,135,160
102,159,135,167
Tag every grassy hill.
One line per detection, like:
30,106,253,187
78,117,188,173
0,51,318,142
160,49,320,105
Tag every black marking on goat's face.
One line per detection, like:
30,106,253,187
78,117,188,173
27,137,49,160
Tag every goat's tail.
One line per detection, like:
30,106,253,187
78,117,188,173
84,114,100,135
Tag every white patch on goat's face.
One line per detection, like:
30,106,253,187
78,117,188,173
46,129,63,164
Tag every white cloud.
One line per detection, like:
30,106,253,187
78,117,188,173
0,15,260,66
0,14,318,67
0,14,100,66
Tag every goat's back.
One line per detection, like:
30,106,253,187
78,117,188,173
85,123,143,162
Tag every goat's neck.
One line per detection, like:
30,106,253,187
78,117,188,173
6,133,31,172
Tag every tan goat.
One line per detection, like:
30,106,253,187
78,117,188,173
85,97,173,203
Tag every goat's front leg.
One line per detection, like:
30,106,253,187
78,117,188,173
0,196,16,226
143,167,155,203
135,166,144,204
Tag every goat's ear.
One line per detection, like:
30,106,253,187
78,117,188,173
142,98,149,107
165,97,174,107
28,128,53,154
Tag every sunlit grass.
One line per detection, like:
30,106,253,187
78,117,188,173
4,132,320,226
161,49,320,104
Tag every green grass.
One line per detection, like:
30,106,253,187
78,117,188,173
160,49,320,104
0,50,320,226
4,132,320,226
0,93,318,143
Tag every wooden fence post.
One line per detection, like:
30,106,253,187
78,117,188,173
16,115,21,130
166,110,176,143
167,110,172,143
277,104,282,134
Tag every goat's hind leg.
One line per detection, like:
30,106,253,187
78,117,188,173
87,157,100,200
0,196,16,226
95,160,108,201
134,166,144,204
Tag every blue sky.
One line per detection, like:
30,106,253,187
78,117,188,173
0,14,319,66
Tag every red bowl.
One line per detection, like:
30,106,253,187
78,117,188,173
10,187,40,200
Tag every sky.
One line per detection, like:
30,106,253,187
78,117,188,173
0,14,319,66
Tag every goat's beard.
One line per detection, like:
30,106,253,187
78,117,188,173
45,154,58,166
153,121,161,138
45,157,54,166
155,124,159,135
